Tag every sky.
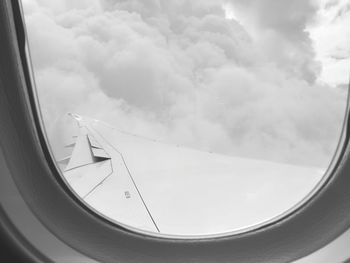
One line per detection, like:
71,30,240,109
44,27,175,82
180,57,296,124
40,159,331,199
22,0,349,167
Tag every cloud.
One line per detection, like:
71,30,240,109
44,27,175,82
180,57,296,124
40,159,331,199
23,0,348,167
308,0,350,86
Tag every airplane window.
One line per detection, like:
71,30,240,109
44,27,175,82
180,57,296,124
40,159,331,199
22,0,349,237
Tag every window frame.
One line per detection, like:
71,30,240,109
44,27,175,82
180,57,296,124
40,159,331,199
1,0,350,262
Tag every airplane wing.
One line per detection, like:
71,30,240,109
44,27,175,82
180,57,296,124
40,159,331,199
60,114,324,236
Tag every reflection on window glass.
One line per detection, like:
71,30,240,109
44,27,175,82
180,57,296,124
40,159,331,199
22,0,349,236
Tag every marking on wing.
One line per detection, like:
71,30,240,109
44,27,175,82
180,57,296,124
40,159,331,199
65,160,113,198
61,124,113,198
57,156,71,165
89,125,161,233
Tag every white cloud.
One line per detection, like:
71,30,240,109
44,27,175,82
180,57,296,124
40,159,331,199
23,0,348,167
308,0,350,86
223,3,238,20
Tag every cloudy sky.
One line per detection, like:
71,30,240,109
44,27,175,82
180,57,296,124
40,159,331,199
22,0,349,168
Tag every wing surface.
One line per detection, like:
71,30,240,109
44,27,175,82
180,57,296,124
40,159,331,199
61,114,323,235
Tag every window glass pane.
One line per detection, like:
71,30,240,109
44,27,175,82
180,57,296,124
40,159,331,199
22,0,349,237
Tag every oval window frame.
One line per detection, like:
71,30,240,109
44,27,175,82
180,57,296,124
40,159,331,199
1,0,350,262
